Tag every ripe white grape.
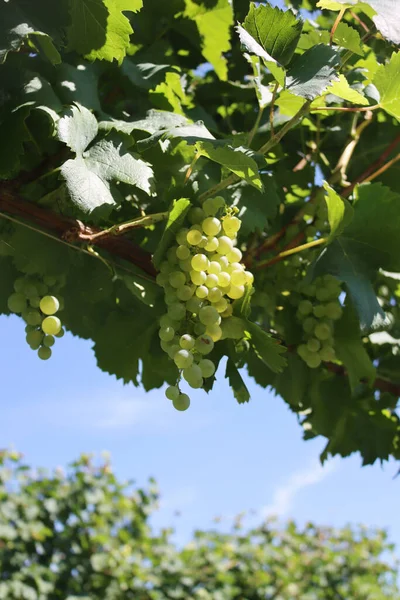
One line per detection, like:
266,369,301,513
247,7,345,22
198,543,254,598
167,344,180,360
205,237,219,252
208,287,222,303
195,286,208,299
216,236,233,255
217,256,229,269
221,304,233,318
195,334,214,355
198,359,215,378
180,334,195,350
173,393,190,411
191,270,206,285
214,297,228,313
227,262,242,274
230,269,247,286
187,228,203,246
223,215,241,236
208,261,221,275
38,346,52,361
42,316,62,336
226,247,242,263
203,197,219,217
244,271,254,285
174,349,193,369
206,324,222,342
176,228,189,245
183,364,203,389
202,217,221,237
176,245,190,261
217,272,230,287
205,274,219,288
227,285,245,300
176,286,194,301
165,385,180,401
199,305,219,326
191,254,209,272
40,296,59,316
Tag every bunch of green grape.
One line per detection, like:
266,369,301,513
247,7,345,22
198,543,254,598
296,275,343,368
156,196,253,411
7,275,65,360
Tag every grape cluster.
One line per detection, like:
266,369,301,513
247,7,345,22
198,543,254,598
7,275,65,360
296,275,343,368
156,196,253,411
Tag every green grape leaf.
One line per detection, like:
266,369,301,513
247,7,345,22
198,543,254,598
317,0,358,10
326,74,369,105
275,355,309,408
58,106,155,213
153,198,191,269
183,0,233,81
195,141,263,191
99,110,190,136
298,30,330,51
333,22,363,56
287,45,340,100
323,182,354,242
244,321,287,373
275,91,307,117
67,0,143,64
367,0,400,46
225,359,251,404
334,300,376,392
0,106,32,180
232,174,281,236
373,51,400,122
55,63,102,111
236,25,286,86
220,317,247,340
242,2,303,66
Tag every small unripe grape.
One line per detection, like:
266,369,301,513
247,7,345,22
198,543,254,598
198,359,215,378
176,285,194,301
168,303,186,321
298,300,313,316
221,304,233,318
165,386,180,401
26,310,42,326
202,217,221,237
29,296,41,309
208,287,222,303
176,245,190,261
167,344,180,359
173,393,190,411
174,349,193,369
315,287,331,302
297,344,310,360
176,228,189,245
55,328,65,339
13,278,25,293
160,261,171,274
227,285,245,300
43,335,55,348
307,338,321,352
206,324,222,342
179,258,192,272
195,334,214,355
325,302,343,320
217,272,231,287
216,236,233,255
203,197,219,217
169,271,186,289
226,247,242,263
303,317,317,333
38,346,52,360
23,283,38,298
319,345,336,362
302,284,317,297
306,354,322,369
167,246,178,264
160,339,171,352
314,322,331,341
214,297,228,313
160,314,176,329
208,261,221,275
183,364,203,389
186,296,203,313
156,273,168,287
205,237,219,252
188,207,205,225
313,305,326,319
191,254,209,272
199,306,220,326
194,322,207,335
195,285,208,299
159,326,175,342
187,228,203,246
205,274,219,288
230,269,247,286
26,330,43,350
7,292,27,314
180,334,195,350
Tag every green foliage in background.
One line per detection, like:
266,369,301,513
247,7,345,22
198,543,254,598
1,0,400,464
0,450,398,599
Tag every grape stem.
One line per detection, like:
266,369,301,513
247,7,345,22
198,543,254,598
330,8,346,45
254,237,327,270
75,212,169,242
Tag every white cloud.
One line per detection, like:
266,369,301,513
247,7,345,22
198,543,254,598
261,459,339,518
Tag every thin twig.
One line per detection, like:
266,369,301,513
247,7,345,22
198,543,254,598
363,153,400,184
184,152,201,185
78,212,168,242
311,104,379,113
330,8,346,45
269,82,279,139
248,106,265,147
255,237,326,270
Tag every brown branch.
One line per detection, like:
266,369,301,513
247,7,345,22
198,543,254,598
0,186,157,277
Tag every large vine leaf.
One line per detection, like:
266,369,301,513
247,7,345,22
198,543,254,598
373,51,400,122
326,74,369,106
323,182,354,242
183,0,233,81
242,2,303,66
244,321,287,373
58,104,155,213
225,359,251,404
366,0,400,46
195,141,263,191
286,45,340,100
236,25,285,86
333,22,363,56
67,0,143,64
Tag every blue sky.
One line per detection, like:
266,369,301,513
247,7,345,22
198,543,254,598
1,313,399,551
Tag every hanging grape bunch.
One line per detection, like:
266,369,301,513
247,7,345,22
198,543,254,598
7,275,65,360
296,275,343,369
156,196,254,411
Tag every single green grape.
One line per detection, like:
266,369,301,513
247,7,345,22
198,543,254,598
43,335,55,348
176,228,189,245
42,316,62,336
202,217,221,237
39,295,60,316
191,254,209,272
165,386,180,401
199,305,219,326
38,346,52,361
298,300,313,316
227,285,245,300
173,393,190,411
188,207,205,225
314,322,331,341
195,334,214,355
183,364,203,389
7,292,27,314
169,271,186,289
176,245,191,261
174,349,193,369
180,334,195,350
159,326,175,342
198,359,215,378
176,285,194,301
26,330,43,350
307,338,321,352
